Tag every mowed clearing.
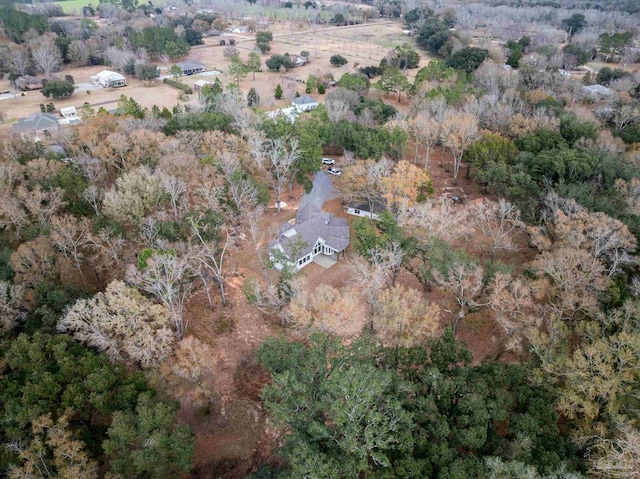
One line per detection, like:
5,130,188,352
52,0,92,14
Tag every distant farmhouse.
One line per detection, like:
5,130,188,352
12,113,59,138
582,84,614,97
91,70,126,88
267,107,299,123
291,95,319,112
177,60,206,75
271,203,350,270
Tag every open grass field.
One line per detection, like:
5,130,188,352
0,19,432,130
52,0,92,14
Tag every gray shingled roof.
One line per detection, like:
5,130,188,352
346,199,387,214
12,113,59,133
292,95,318,105
177,60,205,70
582,84,613,96
274,209,349,259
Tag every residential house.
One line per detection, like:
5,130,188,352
291,95,319,112
582,84,613,96
177,60,206,75
91,70,127,88
12,113,60,139
271,203,350,271
266,106,299,123
345,200,386,220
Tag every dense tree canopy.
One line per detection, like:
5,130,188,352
257,331,583,478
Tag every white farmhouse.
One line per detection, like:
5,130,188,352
582,84,613,97
291,95,319,113
91,70,127,88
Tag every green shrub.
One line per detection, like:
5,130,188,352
162,78,193,94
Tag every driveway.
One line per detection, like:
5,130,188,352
74,82,103,93
300,170,339,212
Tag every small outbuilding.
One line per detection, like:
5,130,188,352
91,70,127,88
291,95,319,112
193,79,215,90
345,200,386,220
177,60,206,75
60,106,78,119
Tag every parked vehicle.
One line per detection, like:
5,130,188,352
322,158,335,165
327,167,342,176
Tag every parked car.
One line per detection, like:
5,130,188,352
322,158,335,165
327,167,342,176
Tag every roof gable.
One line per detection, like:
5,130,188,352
273,210,349,259
292,95,318,105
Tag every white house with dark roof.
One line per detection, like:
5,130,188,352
271,203,350,270
291,95,319,113
177,60,206,75
582,84,613,97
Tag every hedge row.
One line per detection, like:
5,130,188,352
163,78,193,94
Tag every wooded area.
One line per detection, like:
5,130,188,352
0,0,639,477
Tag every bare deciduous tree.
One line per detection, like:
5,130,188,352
50,215,93,273
58,280,175,367
188,216,230,308
399,197,472,244
534,247,608,320
470,199,524,261
287,284,361,335
432,262,487,334
0,281,24,335
374,285,440,348
102,167,165,226
441,114,480,185
6,46,31,77
16,185,66,227
30,39,62,77
127,253,194,339
160,173,188,220
260,137,299,212
10,237,59,289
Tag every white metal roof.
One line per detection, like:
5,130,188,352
92,70,125,81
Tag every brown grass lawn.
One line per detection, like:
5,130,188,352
0,19,431,130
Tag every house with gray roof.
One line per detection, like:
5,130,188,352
582,84,613,97
177,60,206,75
12,113,60,137
271,204,349,270
291,95,319,112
